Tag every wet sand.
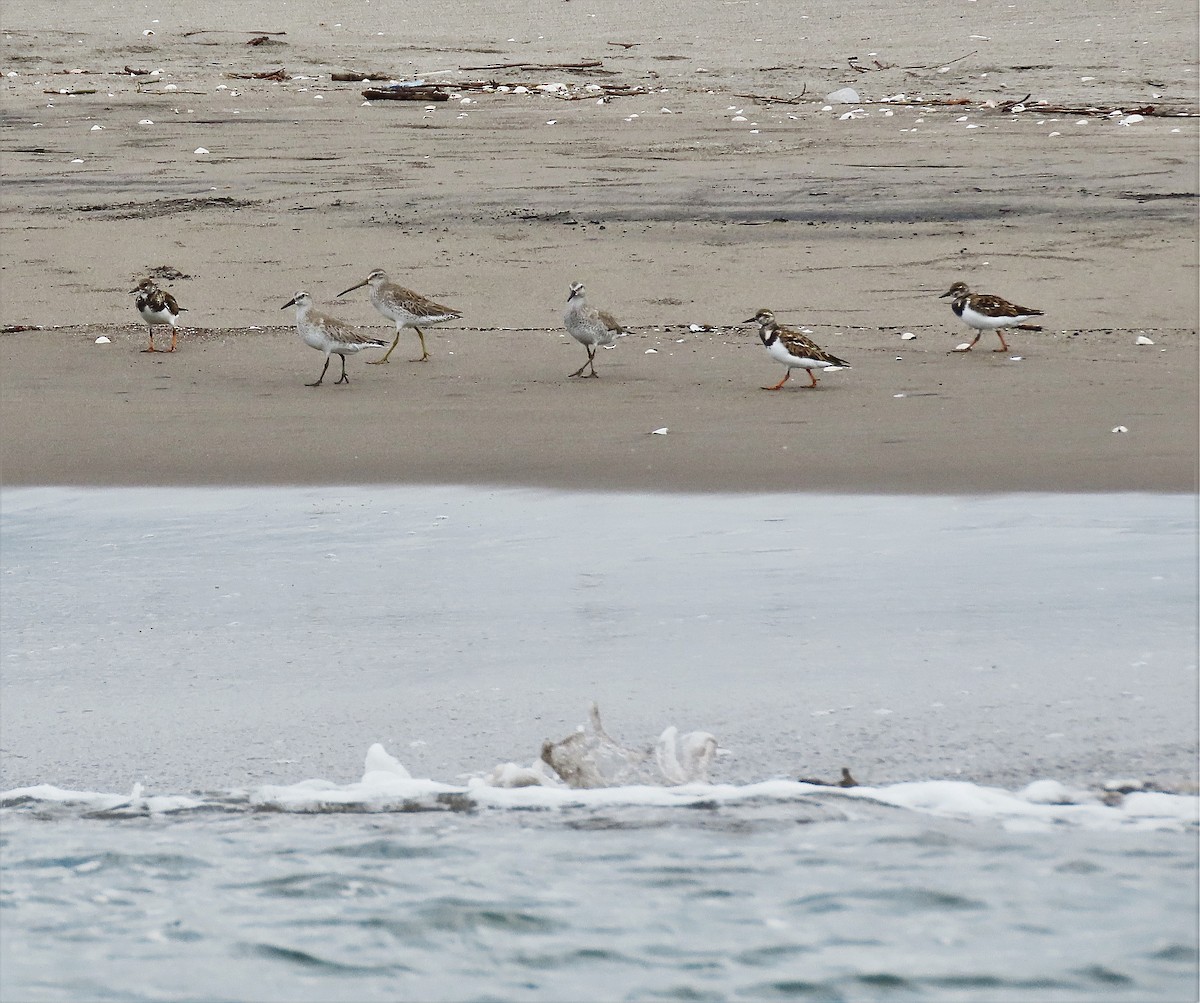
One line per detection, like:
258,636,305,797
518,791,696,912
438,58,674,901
1,0,1197,493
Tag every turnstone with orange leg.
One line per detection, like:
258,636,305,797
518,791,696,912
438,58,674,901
337,268,461,363
563,281,631,378
131,278,186,353
940,281,1043,353
281,291,388,387
743,309,850,390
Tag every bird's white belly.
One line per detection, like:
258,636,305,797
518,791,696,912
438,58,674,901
960,303,1028,330
302,327,332,353
767,339,824,369
139,307,176,327
564,314,614,348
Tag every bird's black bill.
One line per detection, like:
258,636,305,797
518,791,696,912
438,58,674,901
337,282,367,297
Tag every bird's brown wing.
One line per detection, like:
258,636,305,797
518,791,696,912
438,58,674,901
970,293,1042,319
778,327,848,367
596,309,628,334
161,290,185,315
393,287,462,319
313,311,379,344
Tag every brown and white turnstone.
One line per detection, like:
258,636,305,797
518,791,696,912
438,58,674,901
131,278,186,353
743,309,850,390
940,281,1043,352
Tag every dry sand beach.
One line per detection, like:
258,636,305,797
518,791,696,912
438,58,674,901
0,0,1197,492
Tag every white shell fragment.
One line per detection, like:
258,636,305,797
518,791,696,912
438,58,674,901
194,147,209,154
900,332,917,340
94,336,111,344
1135,335,1155,346
954,343,972,352
1112,426,1129,434
825,87,860,104
651,428,669,435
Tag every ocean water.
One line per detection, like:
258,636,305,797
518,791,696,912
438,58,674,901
2,487,1197,1000
2,782,1197,1002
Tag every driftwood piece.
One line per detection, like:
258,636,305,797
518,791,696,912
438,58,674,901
362,86,449,102
227,68,288,81
903,49,979,70
181,29,286,38
123,65,152,75
731,87,1189,119
43,88,96,95
733,84,807,104
449,78,646,99
332,71,397,82
459,59,609,73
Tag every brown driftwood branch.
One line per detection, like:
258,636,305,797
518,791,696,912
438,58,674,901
903,49,979,69
362,86,450,102
732,84,808,104
227,68,288,81
848,56,896,73
332,71,398,81
43,88,96,95
459,59,610,73
181,29,286,38
448,78,645,99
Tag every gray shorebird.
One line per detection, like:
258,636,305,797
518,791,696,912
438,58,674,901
743,309,850,390
563,281,631,378
337,268,461,363
281,291,388,386
940,281,1043,352
131,278,186,353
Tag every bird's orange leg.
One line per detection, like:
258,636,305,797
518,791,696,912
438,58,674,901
993,329,1010,352
763,370,791,391
953,332,982,353
166,329,178,353
141,328,157,353
804,369,820,388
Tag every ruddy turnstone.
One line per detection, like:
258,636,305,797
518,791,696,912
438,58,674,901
563,281,631,378
743,309,850,390
337,268,461,363
130,278,186,353
281,291,388,386
940,281,1043,352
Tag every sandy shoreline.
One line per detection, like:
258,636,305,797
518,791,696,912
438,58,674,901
1,321,1197,492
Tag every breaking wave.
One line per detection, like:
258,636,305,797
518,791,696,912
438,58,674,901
3,706,1195,831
